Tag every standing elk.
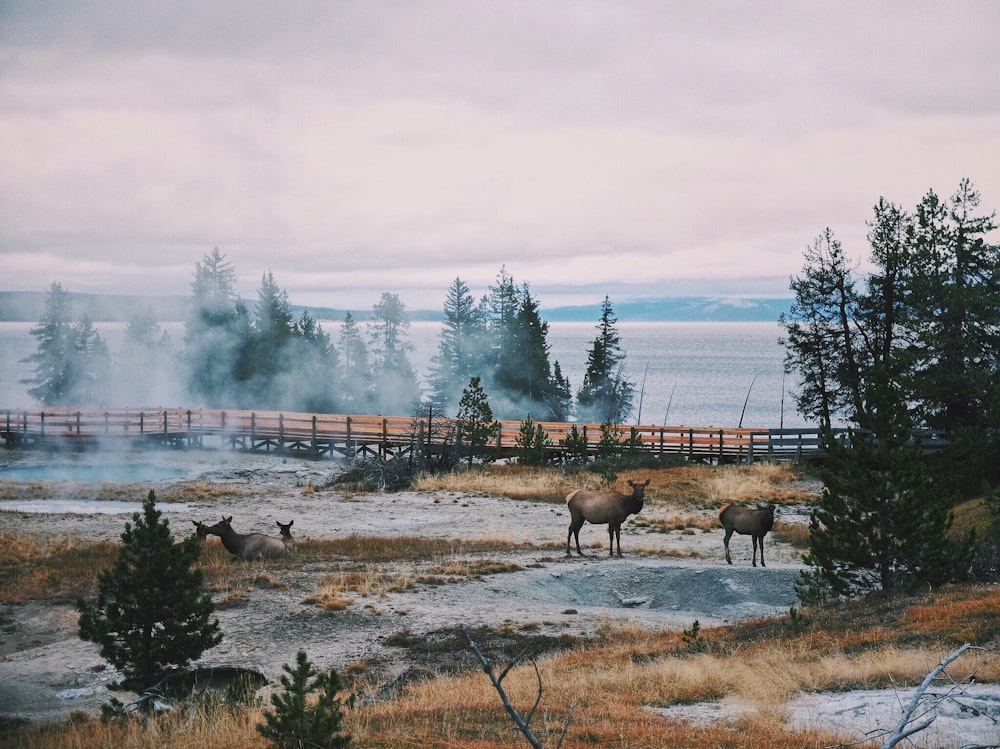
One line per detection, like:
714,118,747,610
566,478,650,557
202,516,293,559
718,503,775,567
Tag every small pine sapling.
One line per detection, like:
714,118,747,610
258,649,352,749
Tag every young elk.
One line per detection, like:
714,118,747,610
202,516,293,560
566,478,650,557
276,520,296,553
192,520,211,542
718,503,775,567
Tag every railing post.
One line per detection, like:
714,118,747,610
39,411,45,437
75,412,81,436
279,413,285,451
162,410,168,436
140,411,145,434
104,411,110,434
747,434,755,464
251,413,257,443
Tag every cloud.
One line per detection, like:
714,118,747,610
1,1,999,310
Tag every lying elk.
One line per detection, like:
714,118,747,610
202,516,294,559
276,520,296,553
719,503,775,567
566,478,650,557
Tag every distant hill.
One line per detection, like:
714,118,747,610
0,291,791,323
542,297,792,322
0,292,422,323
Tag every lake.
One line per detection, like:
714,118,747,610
0,320,809,429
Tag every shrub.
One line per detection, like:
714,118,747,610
258,649,352,749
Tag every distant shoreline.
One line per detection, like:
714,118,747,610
0,290,790,324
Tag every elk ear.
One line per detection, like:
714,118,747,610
223,516,232,523
288,520,293,527
643,479,651,487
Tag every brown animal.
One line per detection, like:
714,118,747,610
202,516,293,559
192,520,210,542
276,520,296,553
566,478,650,557
719,503,775,567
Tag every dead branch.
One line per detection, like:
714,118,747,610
462,625,577,749
880,642,983,749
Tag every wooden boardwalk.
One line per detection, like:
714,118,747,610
1,407,826,465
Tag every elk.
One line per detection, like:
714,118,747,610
719,503,775,567
276,520,296,553
566,478,650,557
192,520,210,542
202,516,293,559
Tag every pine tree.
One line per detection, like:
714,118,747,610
184,248,241,405
368,292,419,414
257,649,352,749
796,432,973,602
77,490,222,691
290,310,341,412
428,277,487,412
21,283,112,406
456,376,499,465
338,311,372,412
576,297,634,424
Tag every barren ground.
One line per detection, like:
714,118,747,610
1,449,997,747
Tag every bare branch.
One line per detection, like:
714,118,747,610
462,625,580,749
880,643,982,749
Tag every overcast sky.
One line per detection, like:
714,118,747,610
2,1,998,312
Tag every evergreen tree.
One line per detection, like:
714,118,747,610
368,292,419,414
77,490,222,690
116,307,179,406
290,310,341,413
338,312,372,412
796,432,973,602
483,266,520,389
455,376,499,465
779,229,862,429
242,271,296,403
257,649,352,749
903,180,1000,485
21,282,111,406
184,248,242,406
428,277,487,412
782,181,992,599
71,315,110,405
576,297,634,424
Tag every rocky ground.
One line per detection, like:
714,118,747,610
1,449,997,747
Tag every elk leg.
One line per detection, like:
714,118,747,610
751,536,758,567
568,519,585,556
723,528,734,564
758,534,765,567
609,525,620,557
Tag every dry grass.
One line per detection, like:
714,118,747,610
412,461,818,510
0,533,117,603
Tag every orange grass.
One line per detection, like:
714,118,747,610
0,533,117,603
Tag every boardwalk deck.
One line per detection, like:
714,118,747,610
1,407,827,465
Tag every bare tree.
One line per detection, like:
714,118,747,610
462,625,576,749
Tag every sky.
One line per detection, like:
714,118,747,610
2,1,999,312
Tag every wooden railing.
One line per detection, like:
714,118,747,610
1,407,827,464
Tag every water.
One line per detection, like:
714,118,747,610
0,319,808,429
0,499,191,514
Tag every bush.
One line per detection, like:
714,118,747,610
77,490,222,692
258,649,352,749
